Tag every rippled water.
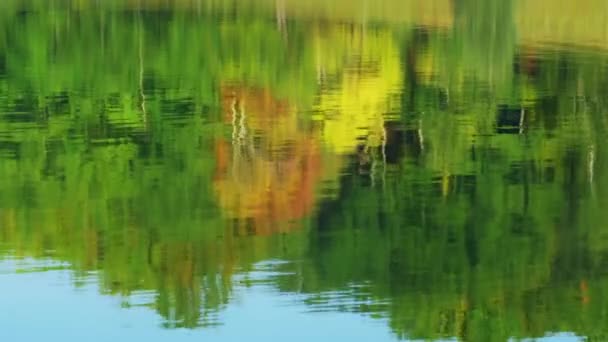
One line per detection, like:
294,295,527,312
1,1,608,341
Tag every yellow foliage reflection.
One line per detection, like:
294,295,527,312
312,26,403,154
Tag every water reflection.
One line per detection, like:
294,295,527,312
1,0,608,341
215,85,324,235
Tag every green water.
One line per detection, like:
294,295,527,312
1,1,608,341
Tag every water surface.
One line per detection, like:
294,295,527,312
1,1,608,341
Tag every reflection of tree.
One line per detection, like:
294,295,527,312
312,25,402,156
268,17,608,341
214,86,323,235
0,6,328,329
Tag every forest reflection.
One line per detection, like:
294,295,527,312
1,0,608,341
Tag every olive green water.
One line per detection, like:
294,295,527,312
1,1,608,341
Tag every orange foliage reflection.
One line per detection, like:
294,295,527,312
214,85,323,235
